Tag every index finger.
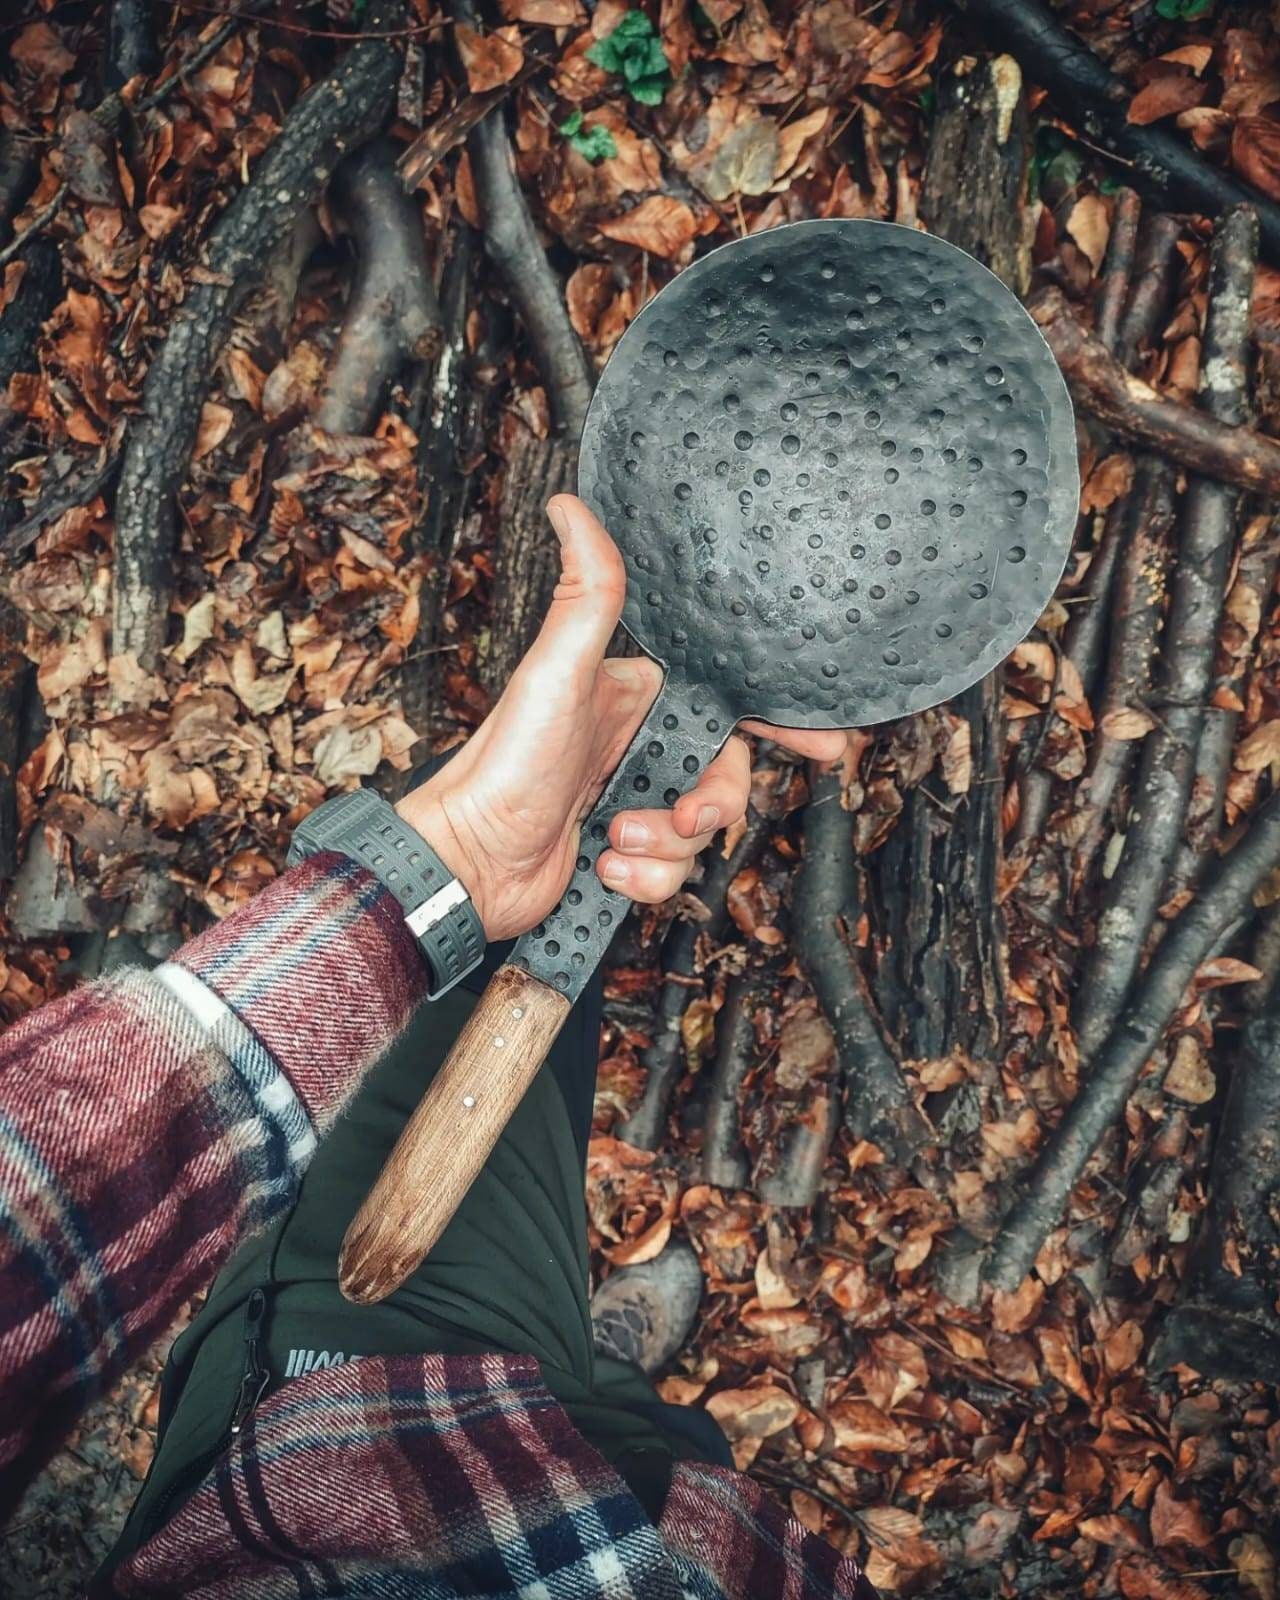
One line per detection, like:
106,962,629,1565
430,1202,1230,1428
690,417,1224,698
739,721,850,763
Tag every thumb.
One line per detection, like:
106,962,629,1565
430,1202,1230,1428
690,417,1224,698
526,494,628,675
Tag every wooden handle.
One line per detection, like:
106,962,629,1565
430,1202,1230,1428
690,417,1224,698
338,963,572,1304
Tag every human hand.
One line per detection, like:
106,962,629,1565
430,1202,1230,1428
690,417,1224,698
396,494,847,940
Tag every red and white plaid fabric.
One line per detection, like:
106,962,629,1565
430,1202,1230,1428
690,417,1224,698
0,853,874,1598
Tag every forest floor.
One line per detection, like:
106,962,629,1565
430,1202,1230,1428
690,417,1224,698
4,0,1280,1595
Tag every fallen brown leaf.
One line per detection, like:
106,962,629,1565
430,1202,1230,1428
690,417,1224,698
598,195,698,259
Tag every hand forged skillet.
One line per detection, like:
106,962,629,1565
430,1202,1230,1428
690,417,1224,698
526,217,1078,995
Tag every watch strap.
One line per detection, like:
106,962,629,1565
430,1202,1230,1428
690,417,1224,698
287,788,485,997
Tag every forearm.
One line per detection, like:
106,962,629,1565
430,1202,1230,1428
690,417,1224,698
0,852,424,1499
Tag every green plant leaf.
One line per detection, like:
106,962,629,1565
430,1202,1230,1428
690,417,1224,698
1155,0,1212,16
586,10,671,105
579,125,619,161
586,35,623,72
629,75,668,105
558,111,618,162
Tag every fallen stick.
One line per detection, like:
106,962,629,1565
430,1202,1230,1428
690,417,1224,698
0,240,60,422
796,767,930,1162
756,1081,838,1208
1068,456,1176,896
108,0,158,89
111,3,403,673
1030,284,1280,498
0,134,37,244
892,53,1013,1049
1113,215,1185,373
1015,191,1150,848
986,782,1280,1292
398,80,523,195
0,233,60,880
948,0,1280,264
1092,187,1141,355
702,970,764,1190
1170,511,1280,894
314,140,440,435
1071,207,1258,1063
1060,213,1184,696
618,798,777,1150
918,54,1032,295
1153,1004,1280,1383
1,453,119,559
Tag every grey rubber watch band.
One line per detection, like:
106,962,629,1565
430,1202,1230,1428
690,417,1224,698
286,788,485,998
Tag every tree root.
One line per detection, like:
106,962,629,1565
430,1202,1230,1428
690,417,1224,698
315,140,440,436
797,768,930,1163
1071,207,1258,1063
398,224,488,751
110,5,404,675
949,0,1280,264
454,0,595,695
460,54,593,431
1030,282,1280,497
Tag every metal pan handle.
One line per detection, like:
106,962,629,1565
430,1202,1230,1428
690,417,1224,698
509,675,736,1002
338,676,733,1304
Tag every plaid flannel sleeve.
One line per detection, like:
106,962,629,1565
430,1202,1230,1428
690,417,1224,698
0,851,425,1504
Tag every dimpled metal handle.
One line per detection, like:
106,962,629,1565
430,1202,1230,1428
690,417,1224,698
510,675,733,1003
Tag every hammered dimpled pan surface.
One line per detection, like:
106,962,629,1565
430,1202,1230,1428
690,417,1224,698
515,219,1078,999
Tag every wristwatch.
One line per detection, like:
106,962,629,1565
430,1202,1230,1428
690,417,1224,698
286,787,485,998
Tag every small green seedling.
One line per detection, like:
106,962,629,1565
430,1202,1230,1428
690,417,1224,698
559,109,619,163
586,10,672,107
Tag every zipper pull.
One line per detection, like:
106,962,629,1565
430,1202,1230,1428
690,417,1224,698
230,1288,269,1437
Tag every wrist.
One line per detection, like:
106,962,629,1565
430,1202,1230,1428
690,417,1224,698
288,787,486,995
394,786,491,939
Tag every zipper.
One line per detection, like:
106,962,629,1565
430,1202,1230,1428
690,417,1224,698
230,1286,269,1436
137,1287,271,1549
